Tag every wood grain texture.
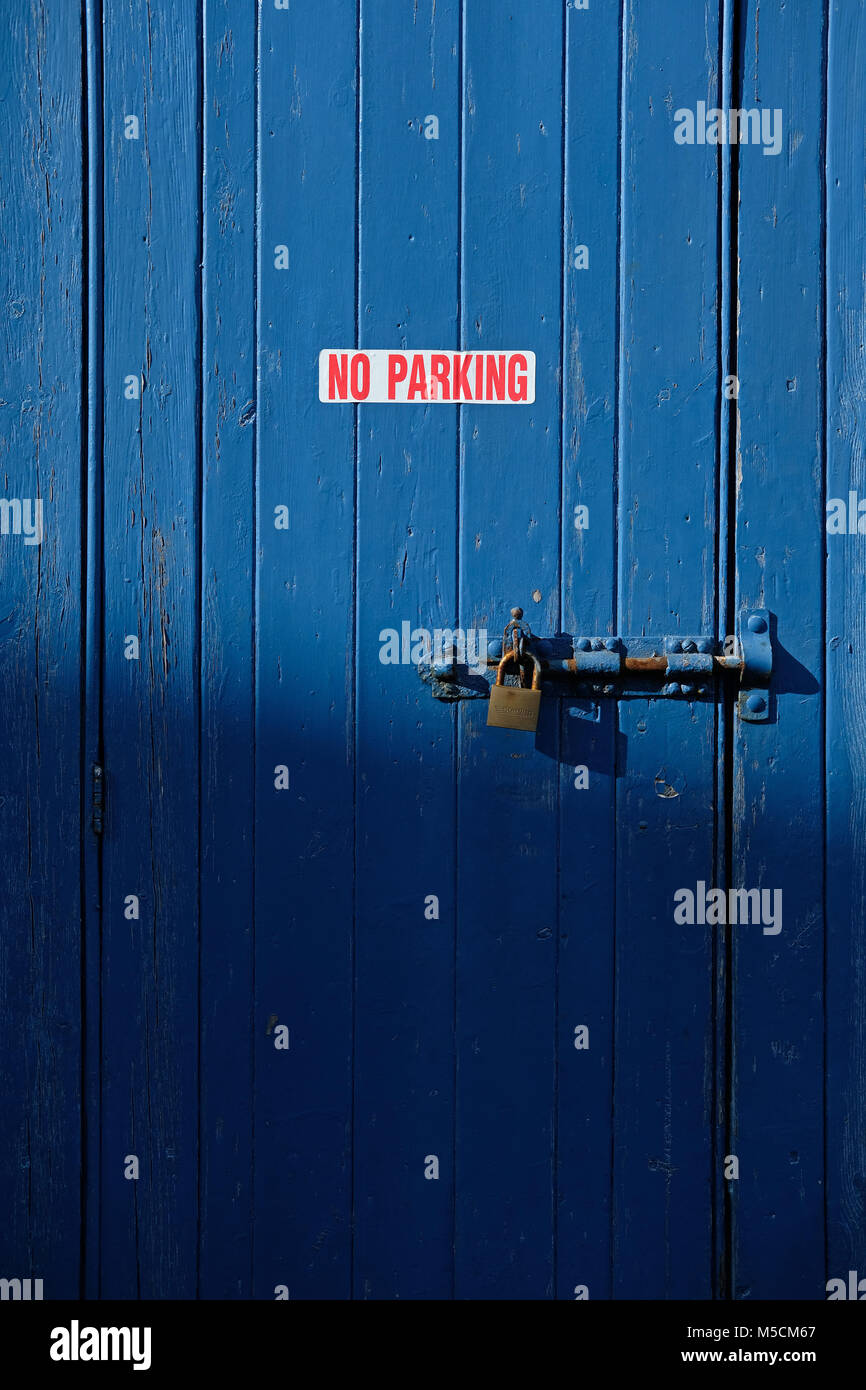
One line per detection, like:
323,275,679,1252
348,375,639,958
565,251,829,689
612,0,722,1298
99,0,201,1298
2,0,863,1303
825,0,866,1286
353,0,460,1299
0,0,84,1300
456,0,564,1299
253,0,356,1299
556,0,620,1301
200,0,256,1299
731,0,826,1299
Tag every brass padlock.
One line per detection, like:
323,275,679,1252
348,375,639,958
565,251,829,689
487,646,542,732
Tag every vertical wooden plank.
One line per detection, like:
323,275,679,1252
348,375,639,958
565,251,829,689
200,0,256,1298
0,0,83,1299
714,0,736,1301
612,0,721,1298
731,0,826,1299
84,0,105,1299
253,0,356,1299
353,0,460,1300
100,1,200,1297
826,0,866,1290
556,1,621,1301
456,0,563,1299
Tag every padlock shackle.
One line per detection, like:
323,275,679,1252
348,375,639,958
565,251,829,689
495,648,542,691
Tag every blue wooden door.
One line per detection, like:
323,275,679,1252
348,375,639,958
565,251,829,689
1,0,864,1302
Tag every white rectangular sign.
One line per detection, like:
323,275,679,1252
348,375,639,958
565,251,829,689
318,349,535,404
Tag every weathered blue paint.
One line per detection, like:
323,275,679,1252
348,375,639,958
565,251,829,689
83,0,105,1302
556,0,620,1302
253,0,356,1301
354,0,460,1299
99,0,201,1297
731,0,827,1299
0,0,864,1302
456,1,564,1299
200,0,256,1300
0,0,83,1300
826,0,866,1287
612,0,722,1301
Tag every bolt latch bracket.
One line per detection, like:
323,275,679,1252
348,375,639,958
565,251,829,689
737,610,772,722
420,606,774,722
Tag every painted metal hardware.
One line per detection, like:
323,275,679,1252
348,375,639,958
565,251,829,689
500,606,534,662
420,606,773,722
736,611,772,722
